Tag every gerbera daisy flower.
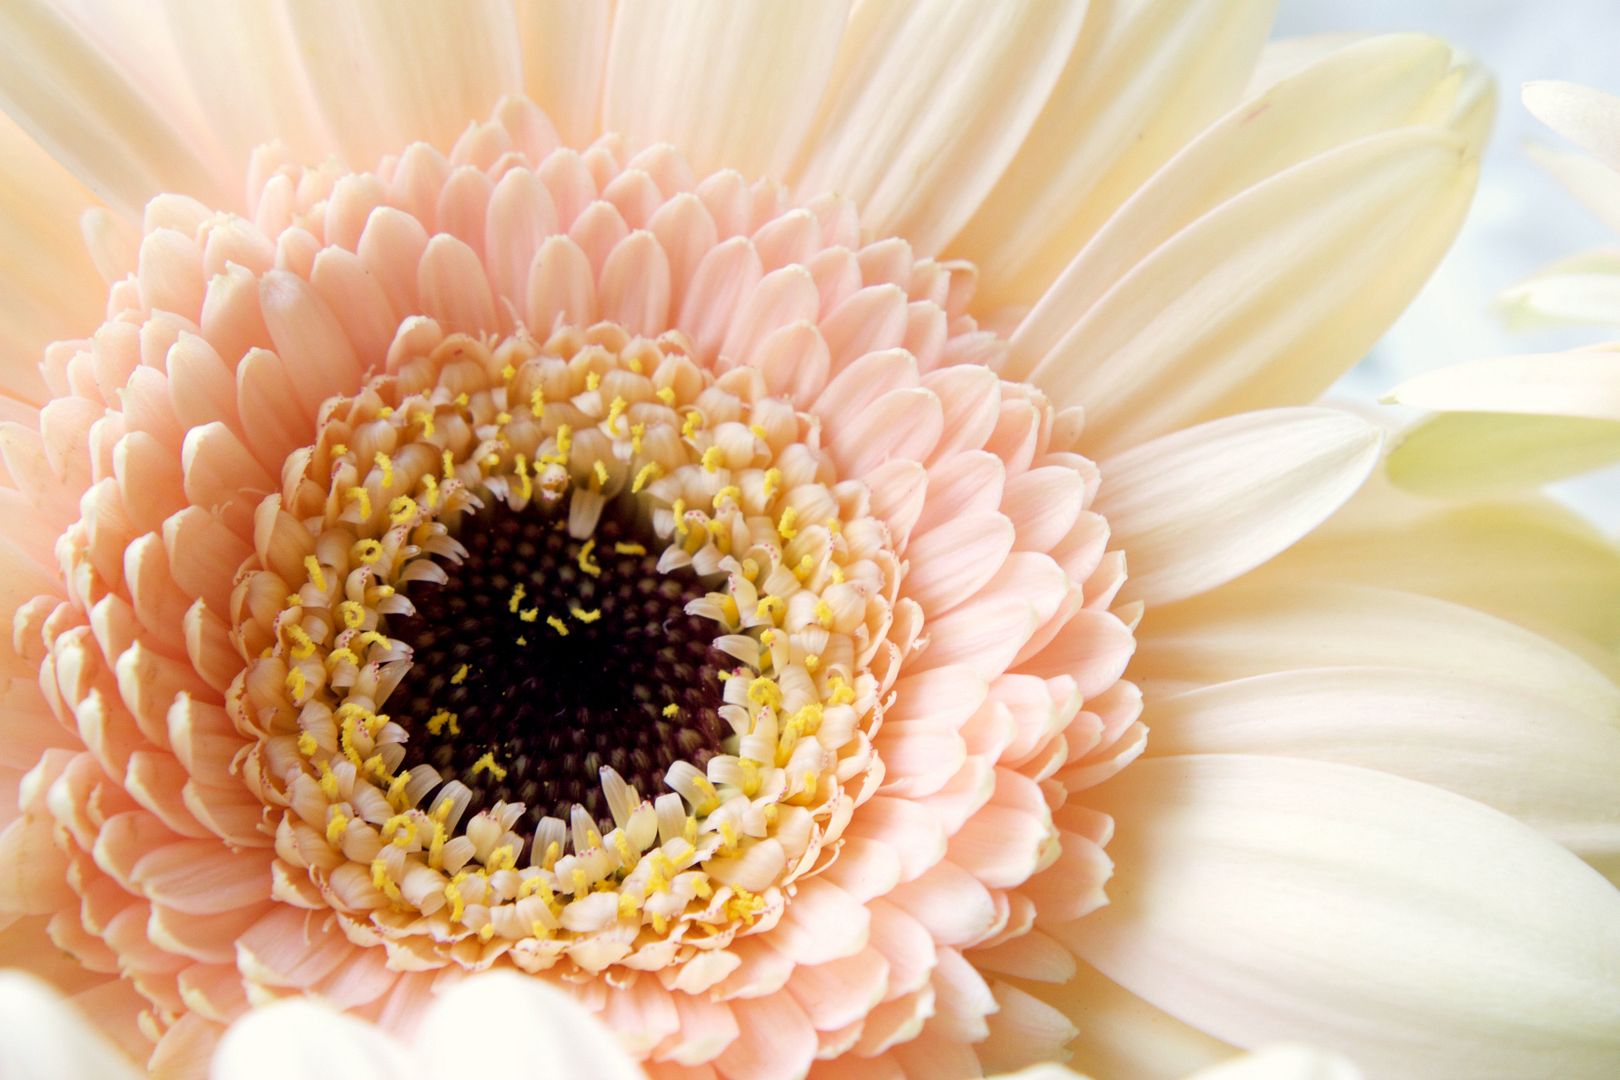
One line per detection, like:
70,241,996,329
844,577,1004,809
0,4,1615,1079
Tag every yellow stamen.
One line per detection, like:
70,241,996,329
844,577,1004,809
508,583,526,614
284,624,316,660
471,752,507,782
763,467,782,501
586,371,601,392
712,485,740,509
681,411,703,439
442,449,456,479
570,606,601,624
416,410,435,438
338,600,365,629
374,451,394,488
754,596,784,621
304,556,327,593
422,473,440,509
326,808,349,845
577,538,601,577
815,599,834,628
593,459,609,487
777,506,799,540
388,495,418,525
352,539,383,564
530,386,545,417
285,667,307,700
656,386,676,406
614,541,646,556
701,445,724,472
451,664,469,685
632,462,661,493
546,615,570,637
296,731,318,757
606,395,628,434
345,486,372,520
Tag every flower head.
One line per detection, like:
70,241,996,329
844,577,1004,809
0,5,1616,1080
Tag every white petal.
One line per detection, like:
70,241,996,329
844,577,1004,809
212,997,408,1080
0,971,143,1080
1010,33,1478,380
1145,667,1620,874
0,0,228,213
602,0,847,180
286,0,522,168
1057,755,1620,1079
1027,128,1473,451
1525,143,1620,238
1387,350,1620,419
1188,1045,1362,1080
1501,266,1620,325
791,0,1090,256
516,0,613,147
953,0,1274,308
417,971,644,1078
1096,408,1380,606
1523,80,1620,173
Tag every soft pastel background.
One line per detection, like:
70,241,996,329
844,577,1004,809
1279,0,1620,525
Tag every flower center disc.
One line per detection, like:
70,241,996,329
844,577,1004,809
387,495,728,842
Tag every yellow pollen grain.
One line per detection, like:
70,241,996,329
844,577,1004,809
471,752,508,782
332,442,349,457
760,629,776,647
378,406,394,418
684,817,699,846
338,601,365,629
363,753,388,780
339,716,363,767
763,468,782,500
284,593,300,609
546,615,570,637
514,454,534,501
555,425,572,457
777,506,799,540
571,868,589,896
487,844,517,873
304,556,327,592
345,486,372,521
500,362,517,381
421,473,440,509
793,554,815,582
570,606,601,624
442,449,456,479
455,392,470,407
681,411,704,439
387,771,411,808
352,539,383,565
496,411,513,426
374,451,394,488
578,537,601,577
483,452,501,468
428,818,448,869
828,675,855,706
804,654,820,672
656,386,676,406
317,760,339,799
632,462,661,493
530,386,545,417
593,459,609,487
451,664,469,685
825,518,842,535
663,703,682,718
296,731,318,757
388,495,418,525
748,676,782,711
508,584,526,613
520,607,539,623
326,808,349,845
427,709,459,736
701,446,724,472
372,858,402,903
585,371,601,392
614,542,646,556
516,635,529,646
415,410,435,438
749,423,767,440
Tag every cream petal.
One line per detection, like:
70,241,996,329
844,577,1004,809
1387,411,1620,498
952,0,1274,308
211,996,410,1080
1028,129,1473,451
1187,1045,1362,1080
0,972,143,1080
1010,33,1474,379
1523,80,1620,173
1059,755,1620,1079
285,0,521,168
514,0,611,148
1387,350,1620,419
0,0,228,213
1097,408,1380,606
791,0,1088,257
1524,143,1620,237
1501,269,1620,325
602,0,846,181
416,972,644,1078
1145,667,1620,876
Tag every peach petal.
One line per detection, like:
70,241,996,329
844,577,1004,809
1016,608,1137,697
435,166,495,261
659,991,741,1067
599,230,672,336
819,284,908,373
526,235,597,335
162,506,250,614
123,752,209,839
568,199,631,277
418,234,500,337
235,348,314,471
827,386,943,476
484,168,559,305
137,228,206,321
966,928,1077,985
786,948,891,1033
912,553,1067,680
1003,466,1087,554
357,207,431,319
714,992,817,1080
902,512,1015,615
888,859,999,947
165,332,241,435
928,947,996,1043
851,987,934,1057
813,348,919,424
843,796,948,884
748,320,830,406
770,878,869,965
131,841,272,915
819,836,903,904
647,193,719,314
308,248,400,368
913,450,1005,534
721,265,821,364
679,237,763,360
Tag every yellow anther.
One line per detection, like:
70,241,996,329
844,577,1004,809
777,506,799,540
428,818,448,869
712,485,740,509
416,410,435,438
571,868,588,896
717,669,732,681
681,411,704,439
586,371,601,392
284,623,316,660
495,411,513,425
444,874,468,923
827,675,856,706
517,606,538,624
388,495,418,525
671,498,688,537
530,386,545,417
483,452,501,468
314,761,339,802
387,771,411,808
825,518,842,535
508,583,527,614
593,459,609,487
374,452,394,488
570,606,601,624
815,599,834,628
804,654,820,672
338,600,365,629
325,808,349,845
487,844,517,873
352,539,384,564
501,363,517,381
332,443,349,457
455,392,470,406
546,615,570,637
830,565,846,585
304,556,327,592
656,386,676,406
613,831,634,865
627,356,644,374
793,554,816,582
748,677,783,711
632,462,661,493
760,629,776,647
514,453,533,500
378,406,394,417
683,817,699,846
472,752,508,782
371,857,402,902
338,715,363,767
720,819,739,850
359,630,391,653
422,472,440,509
606,395,628,434
427,710,459,736
617,891,640,920
763,468,782,500
285,666,307,699
284,593,301,609
577,538,601,577
555,425,572,456
663,703,682,718
630,422,645,453
614,542,646,556
477,922,496,942
442,449,456,479
701,445,724,472
451,664,469,685
801,771,819,799
297,731,318,757
543,841,561,871
346,486,372,520
516,635,529,646
754,595,785,621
